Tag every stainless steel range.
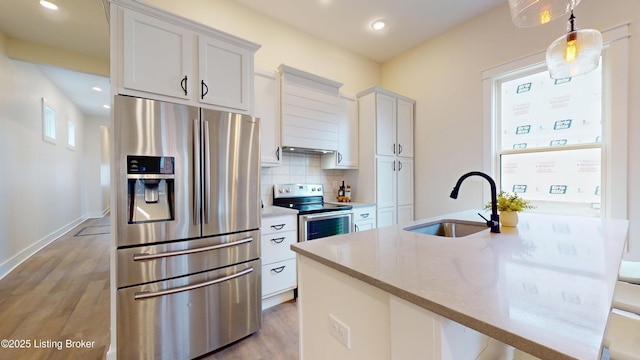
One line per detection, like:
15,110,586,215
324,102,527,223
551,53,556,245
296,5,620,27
273,184,353,242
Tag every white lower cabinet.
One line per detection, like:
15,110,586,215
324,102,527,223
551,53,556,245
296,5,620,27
261,213,297,309
353,205,376,232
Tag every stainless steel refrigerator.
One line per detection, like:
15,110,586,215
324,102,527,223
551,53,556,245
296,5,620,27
114,94,261,359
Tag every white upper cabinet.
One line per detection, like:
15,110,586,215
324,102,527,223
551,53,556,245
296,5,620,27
254,70,281,167
122,10,192,100
396,98,414,158
112,0,260,113
198,36,253,110
322,93,358,169
376,92,396,157
278,64,342,152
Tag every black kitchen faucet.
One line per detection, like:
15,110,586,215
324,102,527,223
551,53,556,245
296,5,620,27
450,171,500,233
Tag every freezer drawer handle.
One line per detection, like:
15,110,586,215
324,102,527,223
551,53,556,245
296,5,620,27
271,224,285,230
133,237,253,261
134,267,254,300
271,266,286,274
270,237,286,244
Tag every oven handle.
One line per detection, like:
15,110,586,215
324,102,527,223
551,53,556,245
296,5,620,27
133,237,253,261
134,267,253,300
300,210,353,221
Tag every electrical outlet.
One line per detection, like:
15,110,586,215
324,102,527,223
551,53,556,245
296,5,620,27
329,314,351,349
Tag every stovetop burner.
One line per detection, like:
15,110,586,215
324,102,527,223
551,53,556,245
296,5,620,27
272,184,352,214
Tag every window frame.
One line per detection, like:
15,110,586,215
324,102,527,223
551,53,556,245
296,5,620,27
482,24,630,219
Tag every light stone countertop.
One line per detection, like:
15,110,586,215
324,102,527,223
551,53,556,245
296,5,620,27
324,200,376,208
261,205,298,217
291,210,629,360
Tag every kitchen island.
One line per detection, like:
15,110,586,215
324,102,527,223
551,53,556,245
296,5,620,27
291,210,628,360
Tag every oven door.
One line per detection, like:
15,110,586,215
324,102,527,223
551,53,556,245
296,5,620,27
299,210,353,242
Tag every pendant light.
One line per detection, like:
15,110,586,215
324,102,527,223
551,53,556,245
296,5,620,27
545,10,602,79
508,0,581,27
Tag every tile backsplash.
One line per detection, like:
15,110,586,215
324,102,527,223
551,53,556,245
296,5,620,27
260,152,347,206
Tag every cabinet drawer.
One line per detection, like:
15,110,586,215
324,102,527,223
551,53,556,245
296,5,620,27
262,215,297,234
353,206,376,222
262,259,297,297
261,230,297,264
354,221,375,232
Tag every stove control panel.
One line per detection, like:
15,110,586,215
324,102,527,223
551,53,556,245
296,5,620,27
273,184,324,198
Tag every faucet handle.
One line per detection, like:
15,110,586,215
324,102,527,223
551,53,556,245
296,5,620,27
477,212,501,233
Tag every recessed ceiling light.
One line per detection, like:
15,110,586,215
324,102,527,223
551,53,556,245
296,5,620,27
103,105,111,109
92,86,103,92
371,20,386,31
40,0,58,10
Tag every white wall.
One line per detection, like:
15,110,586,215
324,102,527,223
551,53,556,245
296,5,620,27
0,32,109,278
84,116,111,218
380,1,640,260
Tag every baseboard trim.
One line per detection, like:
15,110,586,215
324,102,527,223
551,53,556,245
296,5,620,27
0,215,88,280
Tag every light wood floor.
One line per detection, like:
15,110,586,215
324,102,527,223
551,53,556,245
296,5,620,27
0,216,299,360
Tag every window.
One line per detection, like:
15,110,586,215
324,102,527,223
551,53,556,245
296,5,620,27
42,98,56,144
67,119,76,150
496,64,602,216
482,24,629,219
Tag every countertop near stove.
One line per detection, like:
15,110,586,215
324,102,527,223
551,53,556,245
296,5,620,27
291,210,629,360
261,206,298,217
324,201,375,208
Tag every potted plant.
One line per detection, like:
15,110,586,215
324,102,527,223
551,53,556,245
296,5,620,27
485,191,535,226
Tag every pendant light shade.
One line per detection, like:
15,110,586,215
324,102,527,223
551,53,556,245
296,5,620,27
508,0,581,27
545,11,602,79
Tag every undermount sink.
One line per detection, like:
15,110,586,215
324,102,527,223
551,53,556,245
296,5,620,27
403,219,489,238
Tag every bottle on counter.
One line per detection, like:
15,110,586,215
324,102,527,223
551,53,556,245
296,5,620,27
345,185,351,199
338,181,345,197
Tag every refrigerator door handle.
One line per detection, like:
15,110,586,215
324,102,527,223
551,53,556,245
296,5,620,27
133,236,254,261
133,267,254,300
193,119,201,225
203,120,211,224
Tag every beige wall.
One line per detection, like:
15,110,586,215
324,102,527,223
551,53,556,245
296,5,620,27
143,0,380,95
381,1,640,259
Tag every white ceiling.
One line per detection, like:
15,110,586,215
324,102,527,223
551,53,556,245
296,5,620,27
0,0,505,117
235,0,505,63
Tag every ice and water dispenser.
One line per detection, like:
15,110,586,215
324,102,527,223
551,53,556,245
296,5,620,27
127,156,175,224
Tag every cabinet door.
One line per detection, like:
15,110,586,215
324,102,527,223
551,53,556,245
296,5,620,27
255,71,281,166
376,156,397,209
376,92,396,156
199,35,252,111
377,206,396,228
397,205,414,225
397,158,413,207
123,10,192,100
397,98,414,157
337,94,359,168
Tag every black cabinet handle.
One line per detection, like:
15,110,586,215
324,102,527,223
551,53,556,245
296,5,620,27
338,152,343,164
393,161,396,171
360,213,370,219
399,161,403,171
399,144,403,154
354,224,360,232
393,143,396,154
271,266,286,273
270,237,285,244
201,80,209,99
276,147,280,161
180,75,188,95
271,224,285,230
